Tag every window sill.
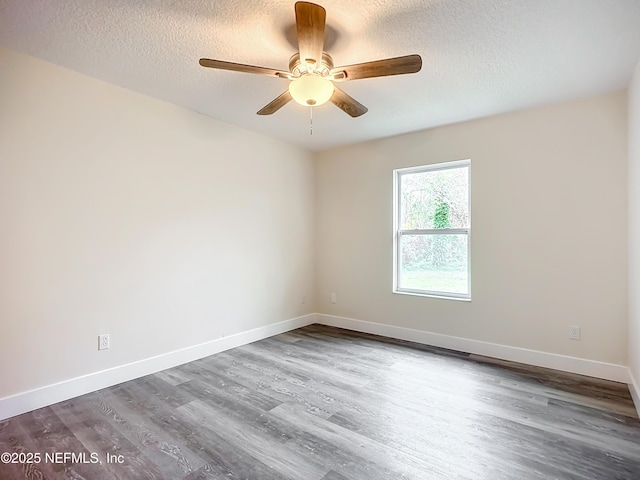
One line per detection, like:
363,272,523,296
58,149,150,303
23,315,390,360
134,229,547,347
393,289,471,302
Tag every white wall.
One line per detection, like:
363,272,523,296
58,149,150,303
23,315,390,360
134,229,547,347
315,92,628,366
629,57,640,401
0,47,315,399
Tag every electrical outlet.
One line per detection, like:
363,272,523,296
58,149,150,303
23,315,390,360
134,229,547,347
98,334,110,350
569,326,581,340
330,293,337,304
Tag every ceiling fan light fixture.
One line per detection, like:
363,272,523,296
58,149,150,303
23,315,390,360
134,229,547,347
289,74,334,107
199,2,421,117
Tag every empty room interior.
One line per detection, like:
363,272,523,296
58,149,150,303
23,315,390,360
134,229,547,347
2,0,640,479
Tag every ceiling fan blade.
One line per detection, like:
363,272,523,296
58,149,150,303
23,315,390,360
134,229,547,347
330,87,368,117
257,91,293,115
330,54,422,82
295,2,326,70
199,59,290,78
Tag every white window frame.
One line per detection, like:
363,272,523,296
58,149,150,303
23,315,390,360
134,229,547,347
393,159,471,300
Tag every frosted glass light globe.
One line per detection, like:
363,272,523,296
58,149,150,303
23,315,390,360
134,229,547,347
289,75,334,106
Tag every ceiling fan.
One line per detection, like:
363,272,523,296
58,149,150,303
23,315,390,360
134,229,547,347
199,1,422,117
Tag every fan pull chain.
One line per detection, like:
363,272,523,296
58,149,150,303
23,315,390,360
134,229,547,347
309,107,313,136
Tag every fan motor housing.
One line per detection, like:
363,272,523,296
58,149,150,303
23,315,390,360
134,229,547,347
289,52,334,77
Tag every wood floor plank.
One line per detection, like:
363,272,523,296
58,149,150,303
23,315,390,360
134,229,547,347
176,399,331,480
226,347,369,408
175,362,283,412
51,395,168,480
240,339,377,387
112,381,294,480
321,471,351,480
271,401,459,480
89,389,208,477
0,414,63,480
153,368,193,387
177,379,296,444
191,350,343,418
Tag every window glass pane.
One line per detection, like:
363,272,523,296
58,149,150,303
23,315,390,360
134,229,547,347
400,166,469,230
399,234,468,294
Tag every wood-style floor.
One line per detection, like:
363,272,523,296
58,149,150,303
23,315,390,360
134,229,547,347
1,324,639,480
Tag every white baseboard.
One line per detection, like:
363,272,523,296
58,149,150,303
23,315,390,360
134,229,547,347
0,314,316,421
629,368,640,418
315,314,630,383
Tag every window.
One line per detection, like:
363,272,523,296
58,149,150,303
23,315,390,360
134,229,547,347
393,160,471,300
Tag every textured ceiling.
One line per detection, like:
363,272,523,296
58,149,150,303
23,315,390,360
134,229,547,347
2,0,640,151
